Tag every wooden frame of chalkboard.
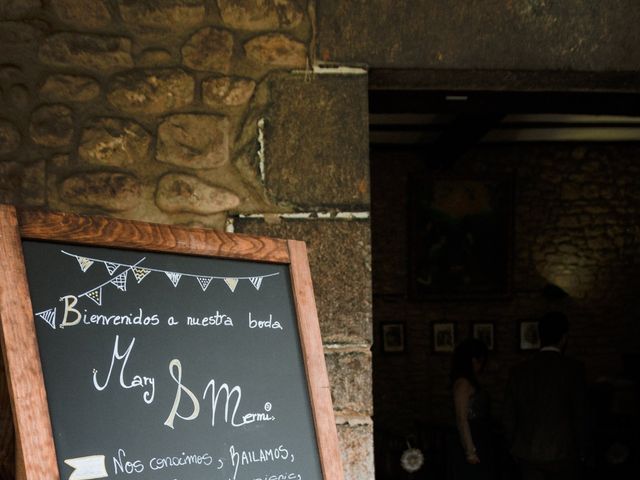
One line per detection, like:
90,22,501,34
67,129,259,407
0,205,343,480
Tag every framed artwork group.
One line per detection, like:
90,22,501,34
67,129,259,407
429,320,541,353
381,320,543,353
431,321,495,353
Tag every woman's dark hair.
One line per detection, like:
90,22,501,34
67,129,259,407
450,338,489,387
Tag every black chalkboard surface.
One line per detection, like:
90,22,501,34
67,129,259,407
22,240,322,480
0,207,342,480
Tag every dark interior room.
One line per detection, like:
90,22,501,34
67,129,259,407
370,85,640,479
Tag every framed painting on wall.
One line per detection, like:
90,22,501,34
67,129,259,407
409,176,512,299
381,323,405,353
519,321,540,350
432,322,455,353
472,322,494,351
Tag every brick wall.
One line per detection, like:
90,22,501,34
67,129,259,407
0,1,373,478
372,144,640,461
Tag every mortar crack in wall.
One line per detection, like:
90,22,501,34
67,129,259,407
292,64,368,76
257,118,266,184
324,343,371,351
238,212,370,220
227,212,370,232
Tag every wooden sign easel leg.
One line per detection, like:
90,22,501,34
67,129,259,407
0,359,15,480
0,205,59,479
16,439,25,480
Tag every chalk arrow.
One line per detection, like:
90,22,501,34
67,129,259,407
64,455,108,480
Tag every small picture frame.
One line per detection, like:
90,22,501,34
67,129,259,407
433,322,455,353
382,323,405,353
519,321,540,350
472,322,494,351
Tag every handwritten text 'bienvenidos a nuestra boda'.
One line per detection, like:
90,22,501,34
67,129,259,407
58,295,284,330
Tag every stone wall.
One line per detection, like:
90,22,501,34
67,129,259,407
0,1,372,478
0,0,313,226
235,72,374,480
317,0,640,71
371,144,640,475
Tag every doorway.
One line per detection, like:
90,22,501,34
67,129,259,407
369,83,640,479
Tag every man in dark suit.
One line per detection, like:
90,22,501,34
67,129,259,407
503,312,589,480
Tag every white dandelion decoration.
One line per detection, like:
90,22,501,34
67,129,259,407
400,446,424,473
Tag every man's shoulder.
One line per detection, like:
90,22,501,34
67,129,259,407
509,352,583,375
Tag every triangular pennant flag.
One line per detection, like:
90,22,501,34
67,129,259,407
76,257,94,272
110,271,128,292
224,277,239,292
104,262,119,275
165,271,182,287
85,288,102,305
249,277,263,291
36,308,56,330
132,267,151,283
197,276,213,291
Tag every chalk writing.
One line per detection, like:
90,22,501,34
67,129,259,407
93,335,156,404
252,473,302,480
186,311,233,327
164,359,200,429
230,445,296,480
149,451,213,471
249,312,283,330
61,300,161,327
60,295,81,328
112,449,144,475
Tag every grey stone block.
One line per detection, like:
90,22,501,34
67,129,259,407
326,350,373,415
39,33,133,72
118,0,205,32
244,34,307,68
217,0,304,31
234,218,372,346
108,69,194,114
317,0,640,71
264,73,369,209
50,0,111,29
337,422,375,480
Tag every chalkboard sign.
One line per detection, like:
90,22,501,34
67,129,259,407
0,206,343,480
